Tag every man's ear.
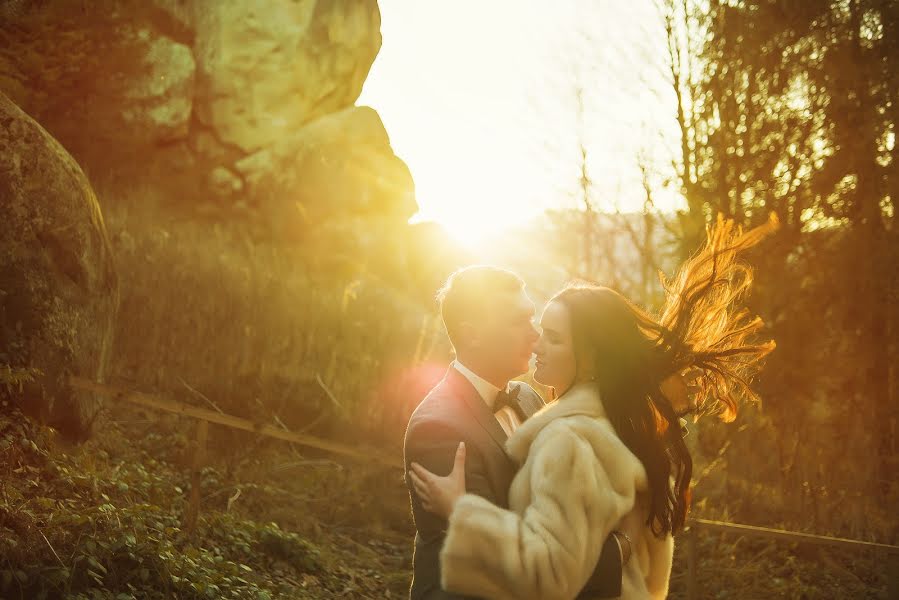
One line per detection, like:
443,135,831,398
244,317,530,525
458,321,480,349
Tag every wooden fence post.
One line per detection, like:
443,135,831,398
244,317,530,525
686,523,699,600
888,549,899,600
183,419,208,534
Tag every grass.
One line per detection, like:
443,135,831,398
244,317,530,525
102,198,449,446
0,397,413,599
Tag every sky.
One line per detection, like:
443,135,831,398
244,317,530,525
359,0,685,247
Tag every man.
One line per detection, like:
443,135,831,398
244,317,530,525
403,266,628,600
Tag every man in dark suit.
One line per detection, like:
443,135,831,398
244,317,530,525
404,266,628,600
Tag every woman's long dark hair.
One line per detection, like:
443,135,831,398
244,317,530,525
552,214,778,537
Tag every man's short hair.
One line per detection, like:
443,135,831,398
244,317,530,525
436,265,525,349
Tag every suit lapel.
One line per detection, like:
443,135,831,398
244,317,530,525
446,368,509,454
514,383,546,419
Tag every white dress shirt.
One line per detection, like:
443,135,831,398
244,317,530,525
452,360,522,437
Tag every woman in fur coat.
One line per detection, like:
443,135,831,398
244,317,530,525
408,216,779,600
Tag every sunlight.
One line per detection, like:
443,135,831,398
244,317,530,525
360,0,682,237
413,204,523,249
407,144,554,248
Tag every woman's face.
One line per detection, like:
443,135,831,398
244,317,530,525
533,300,578,393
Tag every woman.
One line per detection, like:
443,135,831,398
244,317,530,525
408,216,779,600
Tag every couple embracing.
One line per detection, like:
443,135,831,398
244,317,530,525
403,217,778,600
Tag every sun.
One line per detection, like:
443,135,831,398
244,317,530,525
429,217,495,249
408,156,556,251
416,200,522,250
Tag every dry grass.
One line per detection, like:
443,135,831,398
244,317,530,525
101,197,448,451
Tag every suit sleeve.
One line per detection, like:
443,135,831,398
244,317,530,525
439,421,639,600
404,419,499,541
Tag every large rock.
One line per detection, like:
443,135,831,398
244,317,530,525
235,106,417,228
0,4,195,169
0,0,415,235
0,92,118,440
193,0,382,153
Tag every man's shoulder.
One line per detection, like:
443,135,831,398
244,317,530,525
408,378,452,419
404,380,466,443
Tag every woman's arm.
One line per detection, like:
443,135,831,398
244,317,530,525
440,421,641,600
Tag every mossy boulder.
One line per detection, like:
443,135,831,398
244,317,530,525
0,92,118,440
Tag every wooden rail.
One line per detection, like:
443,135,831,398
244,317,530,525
70,376,399,468
70,376,402,533
684,518,899,599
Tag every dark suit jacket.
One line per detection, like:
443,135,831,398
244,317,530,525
403,367,622,600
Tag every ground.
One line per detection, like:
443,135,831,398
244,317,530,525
0,397,413,599
0,397,890,599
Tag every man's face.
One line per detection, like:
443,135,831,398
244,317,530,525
471,288,539,381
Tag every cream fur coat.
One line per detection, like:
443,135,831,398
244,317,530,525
439,383,674,600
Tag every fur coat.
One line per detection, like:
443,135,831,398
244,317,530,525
439,382,674,600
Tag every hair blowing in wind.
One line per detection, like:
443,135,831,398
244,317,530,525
657,213,780,423
638,212,780,534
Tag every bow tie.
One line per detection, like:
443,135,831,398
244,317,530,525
494,385,526,420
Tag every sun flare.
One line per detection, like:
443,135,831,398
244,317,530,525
360,0,682,240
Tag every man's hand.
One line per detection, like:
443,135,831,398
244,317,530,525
408,442,467,519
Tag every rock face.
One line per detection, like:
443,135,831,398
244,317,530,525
0,0,415,230
193,0,382,153
0,7,196,161
236,106,416,225
0,92,118,439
